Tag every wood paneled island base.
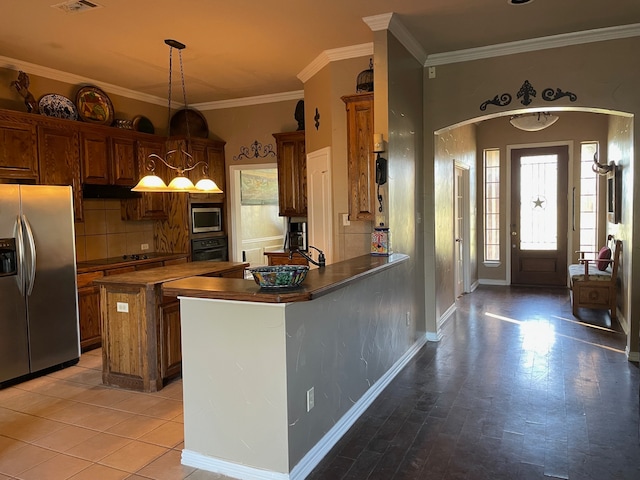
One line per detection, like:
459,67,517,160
94,261,248,392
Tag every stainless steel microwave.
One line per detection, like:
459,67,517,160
191,204,222,234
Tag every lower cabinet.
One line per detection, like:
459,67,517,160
77,271,104,352
159,300,182,381
76,257,188,353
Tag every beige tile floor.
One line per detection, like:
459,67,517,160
0,349,232,480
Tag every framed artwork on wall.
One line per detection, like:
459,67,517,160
607,166,621,224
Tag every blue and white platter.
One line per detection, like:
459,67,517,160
38,94,79,120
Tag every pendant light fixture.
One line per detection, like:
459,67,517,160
132,39,222,193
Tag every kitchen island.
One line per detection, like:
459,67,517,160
94,260,248,392
162,253,424,480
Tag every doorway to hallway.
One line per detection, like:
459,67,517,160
228,164,286,268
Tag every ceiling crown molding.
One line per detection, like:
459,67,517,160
363,12,428,65
425,22,640,67
192,90,304,111
0,55,167,106
297,43,373,84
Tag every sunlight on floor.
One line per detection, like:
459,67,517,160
484,311,626,354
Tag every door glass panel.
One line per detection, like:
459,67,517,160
519,155,558,251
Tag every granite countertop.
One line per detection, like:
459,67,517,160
76,253,189,274
93,261,249,288
162,253,409,303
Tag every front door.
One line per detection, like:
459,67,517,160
511,146,569,286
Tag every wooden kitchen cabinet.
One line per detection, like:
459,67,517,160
274,131,306,217
76,271,104,351
159,300,182,380
37,125,83,221
95,261,248,391
342,93,375,221
167,137,226,193
76,256,188,352
264,251,309,266
0,115,38,181
80,130,138,186
121,138,168,220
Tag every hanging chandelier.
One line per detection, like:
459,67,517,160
132,39,222,193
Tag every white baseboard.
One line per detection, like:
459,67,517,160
182,335,429,480
477,278,509,286
438,304,456,330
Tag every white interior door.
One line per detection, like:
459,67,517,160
454,163,470,297
306,147,333,265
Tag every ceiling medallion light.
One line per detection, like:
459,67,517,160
509,112,559,132
132,39,222,194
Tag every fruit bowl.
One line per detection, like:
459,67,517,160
247,265,309,289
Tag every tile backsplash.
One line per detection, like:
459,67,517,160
75,199,155,261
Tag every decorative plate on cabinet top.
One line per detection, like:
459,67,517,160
38,94,78,120
75,85,114,125
132,115,155,134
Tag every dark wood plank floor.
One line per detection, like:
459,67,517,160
308,285,640,480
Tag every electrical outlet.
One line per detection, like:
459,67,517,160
306,387,315,412
141,243,149,251
428,66,436,79
406,311,411,326
116,302,129,313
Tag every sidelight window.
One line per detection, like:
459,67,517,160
483,149,500,262
579,142,599,254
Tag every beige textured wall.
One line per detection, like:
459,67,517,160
383,32,426,337
304,55,378,262
434,124,477,321
476,112,609,282
425,37,640,352
606,115,635,353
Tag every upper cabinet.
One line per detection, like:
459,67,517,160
0,114,38,181
169,137,227,195
122,137,168,221
80,130,138,186
342,93,375,221
274,131,306,217
37,124,83,221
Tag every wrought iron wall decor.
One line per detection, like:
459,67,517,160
233,140,276,161
480,93,512,111
314,108,320,130
479,80,577,111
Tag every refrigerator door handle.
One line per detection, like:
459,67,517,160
21,214,37,296
14,215,26,296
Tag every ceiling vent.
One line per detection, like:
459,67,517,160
51,0,103,14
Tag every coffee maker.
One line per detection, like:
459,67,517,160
287,220,307,251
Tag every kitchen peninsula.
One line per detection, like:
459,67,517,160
94,260,248,392
162,253,424,480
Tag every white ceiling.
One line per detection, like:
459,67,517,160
2,0,640,106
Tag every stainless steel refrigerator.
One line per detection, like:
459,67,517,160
0,184,80,386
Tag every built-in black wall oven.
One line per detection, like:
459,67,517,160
192,236,228,262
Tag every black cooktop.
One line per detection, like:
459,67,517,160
78,253,176,267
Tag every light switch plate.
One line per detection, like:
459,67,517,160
116,302,129,313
